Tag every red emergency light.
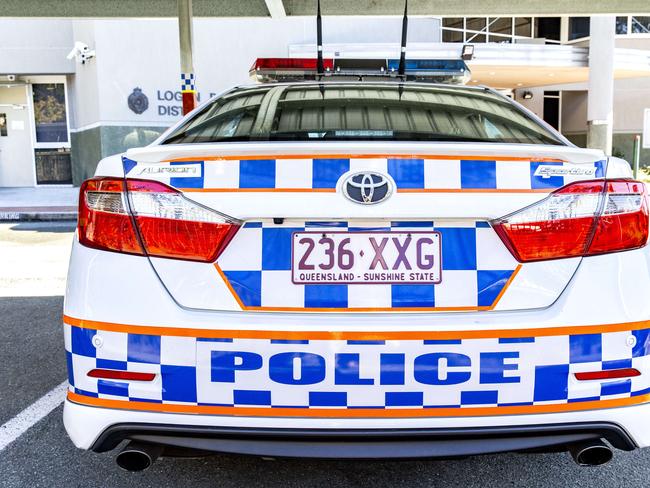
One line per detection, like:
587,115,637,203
250,57,334,82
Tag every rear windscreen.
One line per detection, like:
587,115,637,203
162,83,565,146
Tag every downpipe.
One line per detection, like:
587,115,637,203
569,440,613,466
116,441,163,472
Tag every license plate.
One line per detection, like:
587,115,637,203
291,231,442,284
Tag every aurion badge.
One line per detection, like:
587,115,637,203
342,171,393,205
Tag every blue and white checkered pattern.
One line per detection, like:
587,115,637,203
122,157,606,191
181,73,195,92
64,324,650,409
217,220,519,310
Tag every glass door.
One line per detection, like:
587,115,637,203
29,79,72,185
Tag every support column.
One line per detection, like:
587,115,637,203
586,16,615,155
178,0,197,115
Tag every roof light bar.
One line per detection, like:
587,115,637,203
250,57,471,84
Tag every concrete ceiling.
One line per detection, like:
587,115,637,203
466,66,650,90
2,0,650,17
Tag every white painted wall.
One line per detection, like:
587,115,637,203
69,17,441,130
0,19,75,75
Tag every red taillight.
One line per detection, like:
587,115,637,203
575,368,641,381
78,178,142,255
492,179,649,262
87,369,156,381
78,177,240,262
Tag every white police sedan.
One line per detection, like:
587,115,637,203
63,58,650,471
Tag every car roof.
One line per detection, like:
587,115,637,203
230,80,492,93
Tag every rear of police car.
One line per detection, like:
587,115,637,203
63,58,650,470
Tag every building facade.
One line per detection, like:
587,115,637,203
0,15,649,187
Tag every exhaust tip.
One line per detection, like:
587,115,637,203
116,442,163,472
570,440,613,467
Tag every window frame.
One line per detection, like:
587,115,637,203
28,76,71,150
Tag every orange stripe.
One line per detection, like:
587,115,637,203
180,188,552,194
181,188,336,193
212,261,522,313
242,305,491,313
67,391,650,418
486,264,521,310
396,188,552,194
62,314,650,341
166,154,566,163
214,263,246,309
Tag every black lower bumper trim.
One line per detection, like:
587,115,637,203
91,423,636,459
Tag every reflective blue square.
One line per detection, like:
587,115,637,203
460,160,496,189
309,391,347,406
570,334,602,363
477,270,513,307
312,159,349,188
97,379,129,397
437,227,476,270
533,364,569,401
239,159,275,188
391,284,434,307
161,365,197,402
234,389,271,405
127,334,161,364
387,158,424,189
96,359,127,370
601,379,631,396
461,390,498,405
170,161,204,188
304,284,347,308
530,161,564,189
66,351,74,386
71,326,96,358
262,227,300,270
385,392,424,406
633,329,650,358
222,270,261,307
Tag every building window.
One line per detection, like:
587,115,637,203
441,16,535,44
442,18,463,29
489,17,512,36
32,83,68,143
442,29,463,42
534,18,561,43
515,18,532,37
631,16,650,34
568,17,590,41
543,91,561,131
466,17,486,32
614,16,650,36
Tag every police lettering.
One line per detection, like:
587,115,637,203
210,350,520,386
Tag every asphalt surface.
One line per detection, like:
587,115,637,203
2,221,650,487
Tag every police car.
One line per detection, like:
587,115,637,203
63,39,650,469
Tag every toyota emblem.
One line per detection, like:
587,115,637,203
342,171,393,205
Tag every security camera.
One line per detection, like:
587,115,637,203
7,75,16,82
66,42,96,64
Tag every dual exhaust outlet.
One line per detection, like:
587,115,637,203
114,439,614,472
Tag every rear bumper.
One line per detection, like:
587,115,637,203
91,422,635,459
64,398,650,455
63,239,650,457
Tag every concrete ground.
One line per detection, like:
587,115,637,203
0,187,78,220
1,221,650,487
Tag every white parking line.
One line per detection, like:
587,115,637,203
0,381,67,452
